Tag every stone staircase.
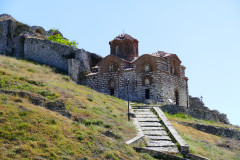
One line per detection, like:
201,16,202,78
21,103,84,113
132,105,179,153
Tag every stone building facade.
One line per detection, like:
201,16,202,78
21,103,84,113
86,34,189,106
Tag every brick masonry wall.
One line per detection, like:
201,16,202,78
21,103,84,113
86,55,188,106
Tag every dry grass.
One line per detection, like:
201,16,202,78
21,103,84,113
172,122,240,160
165,112,239,131
0,55,156,160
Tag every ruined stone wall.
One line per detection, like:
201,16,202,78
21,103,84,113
161,97,230,124
179,122,240,140
68,49,102,83
0,14,102,80
24,38,77,72
0,19,15,55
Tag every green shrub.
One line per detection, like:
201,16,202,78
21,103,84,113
104,124,113,129
14,98,22,103
77,132,85,141
37,90,59,100
105,151,119,160
19,76,25,80
26,79,44,86
18,111,29,117
87,98,93,102
172,113,190,119
16,123,29,130
118,126,123,130
49,118,56,125
62,75,70,82
140,153,156,160
82,119,103,126
47,30,78,47
0,130,17,141
27,68,36,73
0,70,7,75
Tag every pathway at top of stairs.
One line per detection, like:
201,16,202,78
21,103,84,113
132,105,179,154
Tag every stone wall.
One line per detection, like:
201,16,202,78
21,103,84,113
68,49,102,83
179,122,240,140
0,14,102,81
24,38,76,72
160,97,230,124
0,17,15,55
189,96,230,124
86,55,188,106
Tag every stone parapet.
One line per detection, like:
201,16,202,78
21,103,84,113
125,104,145,146
153,107,189,153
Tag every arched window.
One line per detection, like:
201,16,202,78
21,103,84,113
110,81,115,88
144,64,150,72
145,78,150,85
174,90,180,106
115,46,119,56
109,64,114,72
170,60,180,77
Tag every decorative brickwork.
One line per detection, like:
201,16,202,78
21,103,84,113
109,33,139,62
86,34,189,106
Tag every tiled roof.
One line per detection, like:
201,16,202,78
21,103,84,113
113,33,138,42
152,51,174,58
86,72,98,77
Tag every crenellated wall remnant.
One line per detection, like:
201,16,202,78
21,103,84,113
160,96,230,124
0,14,102,83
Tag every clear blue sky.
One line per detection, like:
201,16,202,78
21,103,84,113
1,0,240,125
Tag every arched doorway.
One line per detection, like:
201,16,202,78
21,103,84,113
145,89,150,99
175,90,179,106
110,89,114,96
19,36,25,57
108,79,115,96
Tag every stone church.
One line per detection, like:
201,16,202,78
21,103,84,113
85,33,189,106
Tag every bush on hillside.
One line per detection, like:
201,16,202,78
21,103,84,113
47,29,78,47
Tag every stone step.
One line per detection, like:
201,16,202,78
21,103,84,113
134,113,155,116
134,111,154,114
133,109,151,112
135,115,157,118
143,130,168,136
137,117,159,122
141,127,164,131
147,140,176,147
132,106,152,109
144,146,178,153
146,135,171,140
139,122,162,127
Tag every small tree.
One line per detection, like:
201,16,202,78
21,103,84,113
47,29,78,47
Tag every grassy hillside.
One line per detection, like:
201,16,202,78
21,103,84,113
1,55,239,160
0,55,155,160
165,113,240,160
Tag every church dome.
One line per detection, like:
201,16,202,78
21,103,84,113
109,33,139,62
113,33,138,42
